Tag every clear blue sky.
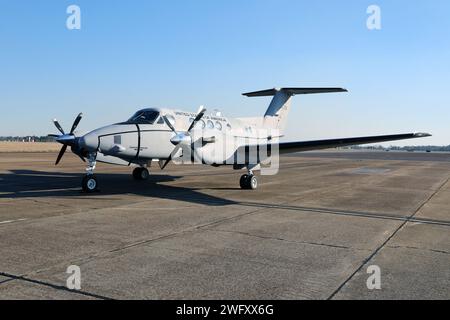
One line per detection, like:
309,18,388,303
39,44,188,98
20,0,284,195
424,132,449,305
1,0,449,145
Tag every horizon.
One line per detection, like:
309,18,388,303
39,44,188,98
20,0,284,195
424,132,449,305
2,135,450,150
1,1,449,146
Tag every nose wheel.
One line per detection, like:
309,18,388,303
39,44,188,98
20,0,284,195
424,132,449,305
82,175,98,193
133,167,150,180
81,152,99,193
240,173,258,190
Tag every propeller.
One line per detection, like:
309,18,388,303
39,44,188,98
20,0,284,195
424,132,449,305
48,113,85,165
160,106,206,169
187,106,207,132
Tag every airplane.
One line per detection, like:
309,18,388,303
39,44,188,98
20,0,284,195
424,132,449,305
48,87,431,192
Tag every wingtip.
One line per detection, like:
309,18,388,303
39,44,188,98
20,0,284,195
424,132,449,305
414,132,432,137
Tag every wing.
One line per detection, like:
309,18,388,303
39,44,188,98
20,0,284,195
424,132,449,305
276,133,431,154
234,133,431,159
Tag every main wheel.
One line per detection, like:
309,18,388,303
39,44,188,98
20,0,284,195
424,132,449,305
133,167,149,180
240,174,258,190
248,175,258,190
82,175,98,193
240,174,249,189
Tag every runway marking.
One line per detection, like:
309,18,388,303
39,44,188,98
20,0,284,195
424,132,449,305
0,218,27,225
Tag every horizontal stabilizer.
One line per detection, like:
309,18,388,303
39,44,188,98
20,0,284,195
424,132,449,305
243,88,348,97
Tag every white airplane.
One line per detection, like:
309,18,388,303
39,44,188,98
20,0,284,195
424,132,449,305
48,88,431,192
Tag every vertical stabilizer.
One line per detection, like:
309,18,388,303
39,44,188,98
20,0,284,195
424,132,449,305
242,87,347,134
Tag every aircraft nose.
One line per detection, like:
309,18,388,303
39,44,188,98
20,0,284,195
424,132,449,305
79,132,98,152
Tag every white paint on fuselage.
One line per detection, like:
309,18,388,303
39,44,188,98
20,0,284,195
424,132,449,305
81,107,275,166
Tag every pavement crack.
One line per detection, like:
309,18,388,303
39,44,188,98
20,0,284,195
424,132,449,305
0,271,113,300
13,199,301,277
212,229,370,251
326,176,450,300
107,205,274,254
386,245,450,255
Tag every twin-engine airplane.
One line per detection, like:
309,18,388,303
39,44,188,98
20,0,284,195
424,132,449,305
49,87,431,192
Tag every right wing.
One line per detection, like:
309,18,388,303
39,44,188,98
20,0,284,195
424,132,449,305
276,133,431,154
234,133,431,160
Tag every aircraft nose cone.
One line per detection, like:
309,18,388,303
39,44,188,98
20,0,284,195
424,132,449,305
79,132,98,151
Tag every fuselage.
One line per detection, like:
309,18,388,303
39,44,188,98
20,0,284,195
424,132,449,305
78,107,274,166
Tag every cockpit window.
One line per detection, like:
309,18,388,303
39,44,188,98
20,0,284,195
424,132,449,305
126,110,160,124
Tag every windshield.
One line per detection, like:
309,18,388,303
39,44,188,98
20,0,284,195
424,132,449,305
126,110,160,124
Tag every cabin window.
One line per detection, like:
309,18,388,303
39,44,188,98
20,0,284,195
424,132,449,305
215,121,222,130
114,135,121,144
157,116,164,124
196,119,205,129
207,120,214,129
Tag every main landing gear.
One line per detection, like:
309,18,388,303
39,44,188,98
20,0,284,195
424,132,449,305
240,171,258,190
81,153,98,193
132,167,149,181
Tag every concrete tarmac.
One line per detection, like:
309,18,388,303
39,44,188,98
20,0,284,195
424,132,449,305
0,151,449,299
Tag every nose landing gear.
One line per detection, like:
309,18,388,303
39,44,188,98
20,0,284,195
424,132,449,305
132,167,150,181
240,170,258,190
81,153,98,193
82,175,98,193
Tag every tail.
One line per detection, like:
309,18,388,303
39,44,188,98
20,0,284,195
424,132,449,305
242,87,348,134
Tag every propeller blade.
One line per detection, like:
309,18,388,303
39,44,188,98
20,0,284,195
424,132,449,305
70,113,83,134
160,157,172,170
162,115,177,133
55,144,68,165
71,145,86,163
53,119,65,135
161,144,183,170
196,105,206,114
187,106,206,132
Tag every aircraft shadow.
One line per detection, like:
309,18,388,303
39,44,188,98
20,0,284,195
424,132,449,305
0,169,237,206
3,170,448,226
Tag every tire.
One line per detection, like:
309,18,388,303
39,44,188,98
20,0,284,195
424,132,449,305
132,167,142,180
133,167,149,180
82,175,98,193
140,168,149,180
240,174,249,189
248,175,258,190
